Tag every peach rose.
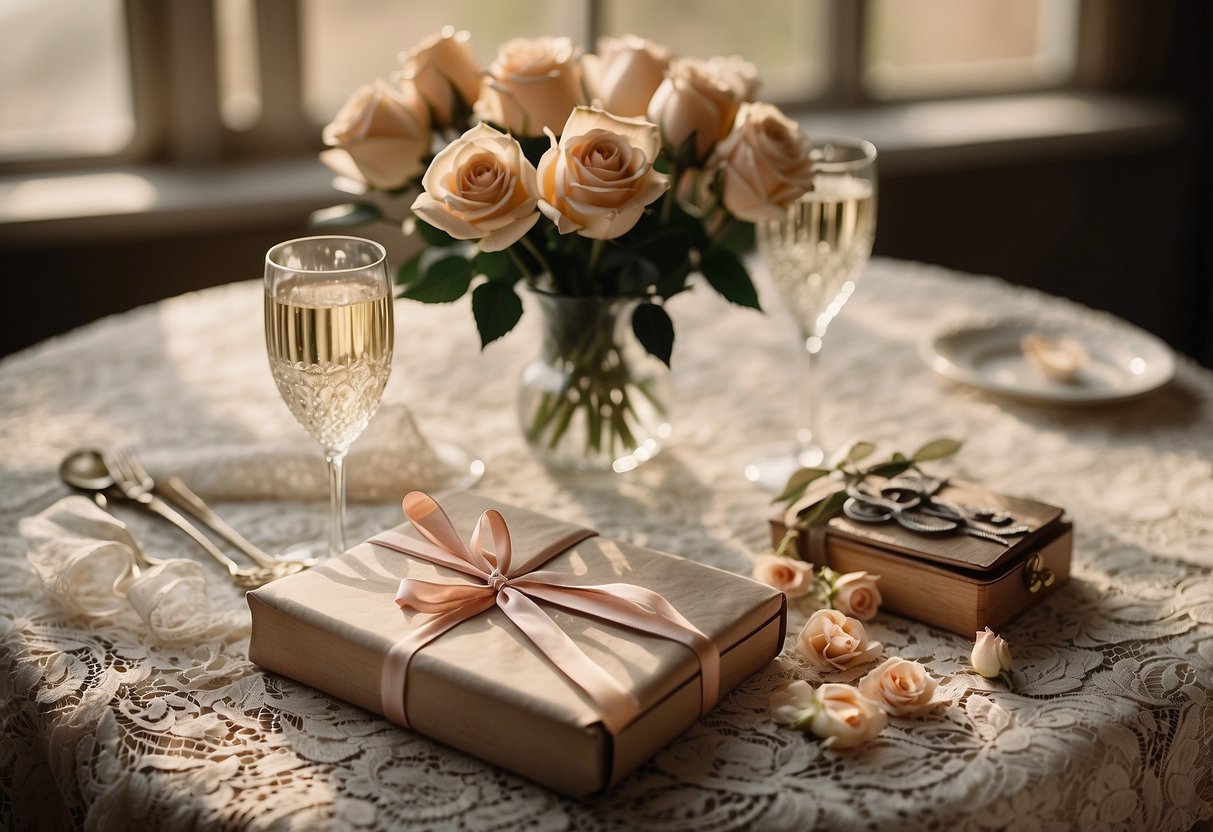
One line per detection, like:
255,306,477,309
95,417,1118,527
411,123,540,251
752,554,815,598
831,571,882,621
857,657,938,717
583,35,671,118
796,608,883,672
710,101,814,223
646,57,742,163
400,27,483,127
769,679,817,727
536,107,670,240
705,54,760,100
809,683,888,748
972,627,1013,678
475,36,584,136
321,78,431,190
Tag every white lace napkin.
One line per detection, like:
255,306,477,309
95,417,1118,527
144,403,456,502
19,496,214,641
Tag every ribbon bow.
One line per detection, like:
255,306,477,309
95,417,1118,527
370,492,720,735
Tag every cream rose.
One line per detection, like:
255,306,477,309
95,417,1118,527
475,36,584,136
125,560,212,642
972,627,1013,678
536,107,670,240
710,101,814,223
809,683,888,748
583,35,671,118
769,679,817,727
796,608,883,672
646,57,741,163
752,554,815,598
857,657,938,717
411,123,540,251
321,78,431,190
400,27,483,127
831,571,882,621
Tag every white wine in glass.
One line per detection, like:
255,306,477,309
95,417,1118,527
745,137,877,492
264,235,393,559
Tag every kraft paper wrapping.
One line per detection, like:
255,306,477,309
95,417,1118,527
247,493,786,796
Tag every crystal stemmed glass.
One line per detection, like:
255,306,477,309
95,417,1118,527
745,137,878,491
264,235,394,559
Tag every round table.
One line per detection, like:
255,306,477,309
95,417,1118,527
1,258,1210,830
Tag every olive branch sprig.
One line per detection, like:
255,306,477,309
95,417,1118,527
772,437,964,529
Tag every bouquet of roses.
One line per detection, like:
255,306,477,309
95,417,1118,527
317,29,816,465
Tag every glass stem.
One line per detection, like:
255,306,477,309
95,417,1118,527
325,449,348,558
797,333,825,466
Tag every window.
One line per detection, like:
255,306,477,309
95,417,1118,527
0,0,134,161
864,0,1080,99
0,0,1084,168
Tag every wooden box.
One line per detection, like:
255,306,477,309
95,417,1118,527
770,480,1071,636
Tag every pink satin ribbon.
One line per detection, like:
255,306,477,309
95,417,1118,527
369,492,720,735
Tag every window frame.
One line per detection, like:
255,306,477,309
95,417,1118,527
0,0,1103,176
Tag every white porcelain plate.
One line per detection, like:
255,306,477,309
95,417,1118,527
922,317,1175,405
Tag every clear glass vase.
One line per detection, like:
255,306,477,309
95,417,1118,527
518,292,672,472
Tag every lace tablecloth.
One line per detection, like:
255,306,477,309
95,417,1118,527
1,258,1210,831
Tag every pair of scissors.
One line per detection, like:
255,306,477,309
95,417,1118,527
842,477,1030,546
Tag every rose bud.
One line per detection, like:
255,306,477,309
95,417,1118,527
971,627,1013,678
796,608,883,672
321,78,431,190
831,571,882,621
400,27,483,127
809,683,888,748
475,36,585,137
583,35,671,118
709,101,815,223
646,57,742,164
752,553,816,598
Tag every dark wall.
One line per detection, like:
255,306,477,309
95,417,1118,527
874,139,1204,361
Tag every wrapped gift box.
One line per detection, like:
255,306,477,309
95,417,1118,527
770,480,1071,636
248,492,786,797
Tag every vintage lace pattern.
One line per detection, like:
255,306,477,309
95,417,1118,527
0,260,1210,831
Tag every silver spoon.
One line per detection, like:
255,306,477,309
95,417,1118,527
58,449,298,589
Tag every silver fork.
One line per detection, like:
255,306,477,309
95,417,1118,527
114,448,308,569
105,448,301,589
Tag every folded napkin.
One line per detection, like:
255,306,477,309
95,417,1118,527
144,404,456,502
19,496,214,641
20,496,139,617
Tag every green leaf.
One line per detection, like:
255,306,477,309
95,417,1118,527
700,248,761,310
798,489,849,527
632,303,675,367
473,249,520,282
844,441,877,464
415,220,460,247
912,437,963,462
401,256,472,303
639,226,694,277
774,467,833,504
471,281,523,347
717,220,756,255
395,250,424,288
866,460,914,479
309,202,382,228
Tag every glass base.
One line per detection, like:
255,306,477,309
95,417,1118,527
275,440,483,565
744,442,826,493
429,437,486,490
276,541,328,566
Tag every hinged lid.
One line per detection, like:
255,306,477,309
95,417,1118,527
821,479,1064,574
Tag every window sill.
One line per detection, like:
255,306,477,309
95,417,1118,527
0,91,1189,248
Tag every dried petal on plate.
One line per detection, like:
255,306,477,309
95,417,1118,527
1020,332,1089,382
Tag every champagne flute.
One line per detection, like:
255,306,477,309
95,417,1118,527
745,137,878,491
264,235,393,559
